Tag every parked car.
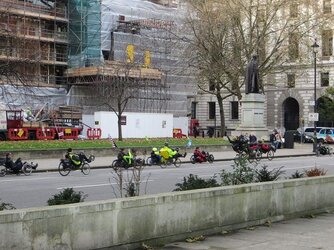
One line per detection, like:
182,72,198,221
317,128,334,143
303,127,324,137
293,130,313,143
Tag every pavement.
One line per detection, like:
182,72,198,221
31,143,334,250
161,213,334,249
31,142,316,172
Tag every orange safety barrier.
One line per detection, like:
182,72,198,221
57,128,80,140
87,128,102,139
173,128,187,138
36,128,56,140
8,128,29,140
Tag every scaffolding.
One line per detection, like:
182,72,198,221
0,0,194,117
66,0,192,115
68,0,102,68
0,0,68,86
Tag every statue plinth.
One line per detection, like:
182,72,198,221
232,93,269,139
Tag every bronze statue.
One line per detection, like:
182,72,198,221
245,55,260,94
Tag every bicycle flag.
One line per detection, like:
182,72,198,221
108,134,118,148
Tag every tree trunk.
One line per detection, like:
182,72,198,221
216,94,226,137
117,101,123,141
117,116,123,141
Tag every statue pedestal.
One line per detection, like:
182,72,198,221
232,93,269,139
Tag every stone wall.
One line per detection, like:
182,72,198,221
1,176,334,249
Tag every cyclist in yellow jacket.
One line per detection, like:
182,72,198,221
160,143,186,159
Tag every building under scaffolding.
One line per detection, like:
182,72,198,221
0,0,69,109
66,0,195,116
0,0,195,117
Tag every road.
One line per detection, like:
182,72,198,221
0,155,333,209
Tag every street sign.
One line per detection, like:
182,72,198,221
308,113,319,121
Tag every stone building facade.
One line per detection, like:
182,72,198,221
191,0,334,136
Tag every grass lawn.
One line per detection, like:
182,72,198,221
0,137,229,151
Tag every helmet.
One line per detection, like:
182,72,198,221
67,148,72,153
164,142,169,146
153,147,158,151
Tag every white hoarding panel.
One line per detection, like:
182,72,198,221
94,112,173,138
173,116,188,136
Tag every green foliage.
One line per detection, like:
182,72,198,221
47,188,87,206
0,199,15,211
318,87,334,123
220,157,256,185
255,165,285,182
304,167,327,177
173,174,219,191
290,170,305,179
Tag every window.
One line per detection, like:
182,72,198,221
324,0,332,14
208,102,216,119
287,74,295,88
231,101,239,120
321,72,329,87
209,80,215,91
289,33,299,60
290,3,298,18
191,102,197,119
120,116,127,125
322,30,333,57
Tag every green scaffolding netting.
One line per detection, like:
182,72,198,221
68,0,102,68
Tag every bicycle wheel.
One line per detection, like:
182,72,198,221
58,162,71,176
81,163,90,175
160,159,168,168
111,159,122,171
146,157,153,166
0,164,6,177
174,158,182,168
208,154,214,163
22,163,33,176
267,150,274,161
89,155,95,162
190,155,196,164
133,158,144,170
255,150,262,162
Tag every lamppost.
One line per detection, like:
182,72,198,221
311,40,319,153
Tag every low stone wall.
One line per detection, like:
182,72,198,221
1,176,334,249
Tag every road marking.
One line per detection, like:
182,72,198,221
57,180,154,190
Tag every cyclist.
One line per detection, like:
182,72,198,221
66,148,81,166
160,142,186,159
117,148,133,166
5,152,23,174
193,147,205,163
66,148,91,166
150,147,161,163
